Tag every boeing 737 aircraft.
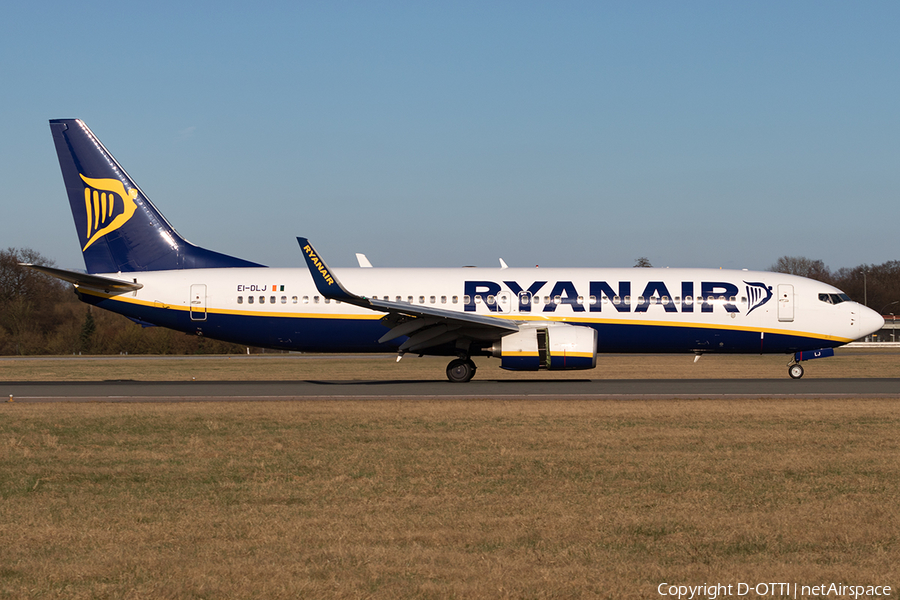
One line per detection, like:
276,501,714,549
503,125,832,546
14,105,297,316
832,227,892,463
26,119,884,382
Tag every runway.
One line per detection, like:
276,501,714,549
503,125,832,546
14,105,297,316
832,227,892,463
3,378,899,402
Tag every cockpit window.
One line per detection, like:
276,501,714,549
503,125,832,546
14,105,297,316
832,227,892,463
819,293,852,305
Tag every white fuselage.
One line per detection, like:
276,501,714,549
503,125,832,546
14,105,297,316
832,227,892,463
76,266,882,354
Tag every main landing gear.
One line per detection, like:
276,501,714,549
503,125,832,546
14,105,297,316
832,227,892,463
447,358,477,383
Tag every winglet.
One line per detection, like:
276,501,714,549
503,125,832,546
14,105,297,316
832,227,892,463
297,237,361,303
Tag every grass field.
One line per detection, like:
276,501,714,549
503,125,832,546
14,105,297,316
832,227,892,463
1,347,899,382
2,397,898,599
1,351,898,598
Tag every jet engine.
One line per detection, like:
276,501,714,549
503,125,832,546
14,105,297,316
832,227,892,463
491,324,597,371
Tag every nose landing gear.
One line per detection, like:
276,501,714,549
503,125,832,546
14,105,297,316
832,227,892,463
787,348,835,379
788,362,804,379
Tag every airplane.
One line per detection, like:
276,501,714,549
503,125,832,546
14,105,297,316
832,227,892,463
25,119,884,382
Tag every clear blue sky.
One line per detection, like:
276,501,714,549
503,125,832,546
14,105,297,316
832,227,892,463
2,1,898,271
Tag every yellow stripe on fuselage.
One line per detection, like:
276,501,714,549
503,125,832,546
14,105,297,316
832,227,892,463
77,288,852,342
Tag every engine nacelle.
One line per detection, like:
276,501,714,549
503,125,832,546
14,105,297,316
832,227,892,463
491,324,597,371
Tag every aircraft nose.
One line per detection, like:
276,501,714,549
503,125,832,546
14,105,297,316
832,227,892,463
858,305,885,339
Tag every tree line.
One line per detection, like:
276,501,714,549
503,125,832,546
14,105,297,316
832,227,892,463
0,248,249,356
1,248,897,355
768,256,900,315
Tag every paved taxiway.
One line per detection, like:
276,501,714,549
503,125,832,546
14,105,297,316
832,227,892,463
3,378,899,402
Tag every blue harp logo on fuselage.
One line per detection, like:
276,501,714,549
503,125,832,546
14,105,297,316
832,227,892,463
80,174,139,251
744,281,773,315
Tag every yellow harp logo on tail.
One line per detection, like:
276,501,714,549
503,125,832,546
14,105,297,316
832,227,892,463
79,174,139,251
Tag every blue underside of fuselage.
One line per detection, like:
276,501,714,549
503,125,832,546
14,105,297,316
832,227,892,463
83,294,842,356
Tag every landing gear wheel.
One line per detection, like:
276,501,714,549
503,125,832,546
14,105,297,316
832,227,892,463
788,363,804,379
447,358,476,383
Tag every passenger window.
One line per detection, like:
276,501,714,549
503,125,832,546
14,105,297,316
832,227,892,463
324,298,330,304
280,295,286,304
475,295,483,304
314,296,320,304
589,295,597,305
553,296,561,305
259,296,265,304
462,295,469,304
487,295,495,305
577,296,584,304
396,296,402,302
302,296,309,304
613,296,620,305
430,296,436,304
452,296,458,304
248,296,254,304
419,296,425,304
237,296,243,304
441,296,447,304
408,296,413,303
543,296,550,304
662,296,669,305
292,296,298,304
270,296,276,304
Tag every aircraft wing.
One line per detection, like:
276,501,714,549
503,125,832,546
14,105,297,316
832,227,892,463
297,237,518,354
20,264,143,293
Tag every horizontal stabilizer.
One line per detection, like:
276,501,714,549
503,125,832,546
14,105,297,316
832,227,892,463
20,263,143,293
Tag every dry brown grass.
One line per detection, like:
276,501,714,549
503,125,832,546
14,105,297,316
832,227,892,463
1,399,898,598
1,347,899,382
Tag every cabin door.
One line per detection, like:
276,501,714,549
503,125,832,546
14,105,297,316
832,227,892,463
190,284,207,321
777,284,794,322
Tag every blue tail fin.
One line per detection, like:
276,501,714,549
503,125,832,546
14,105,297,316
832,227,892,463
49,119,263,273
